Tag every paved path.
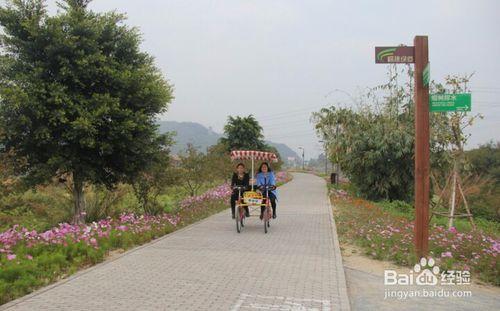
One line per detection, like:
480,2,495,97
2,173,350,311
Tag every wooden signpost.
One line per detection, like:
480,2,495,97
375,36,430,258
413,36,430,258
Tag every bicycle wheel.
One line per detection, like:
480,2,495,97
240,210,245,228
264,205,270,234
236,206,242,233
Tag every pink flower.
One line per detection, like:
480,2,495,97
441,251,453,258
7,254,16,261
26,254,33,260
449,227,457,234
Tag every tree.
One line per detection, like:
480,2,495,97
464,142,500,221
132,150,179,215
0,0,173,223
430,74,482,228
219,115,267,151
218,115,283,174
312,65,456,201
131,133,178,215
466,141,500,184
313,105,415,201
178,144,210,196
205,142,233,182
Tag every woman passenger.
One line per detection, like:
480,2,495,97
255,162,277,219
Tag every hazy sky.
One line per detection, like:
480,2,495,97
41,1,500,158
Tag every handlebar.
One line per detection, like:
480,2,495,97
232,185,275,191
258,185,276,191
232,186,248,191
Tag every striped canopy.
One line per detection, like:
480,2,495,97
230,150,278,163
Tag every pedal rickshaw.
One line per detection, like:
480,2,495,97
230,150,278,234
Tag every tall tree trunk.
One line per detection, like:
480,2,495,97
72,171,86,224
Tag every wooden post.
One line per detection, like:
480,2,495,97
414,36,430,258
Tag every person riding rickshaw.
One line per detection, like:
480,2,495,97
229,150,278,234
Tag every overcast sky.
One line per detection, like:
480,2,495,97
45,0,500,158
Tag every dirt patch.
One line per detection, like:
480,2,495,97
341,243,409,276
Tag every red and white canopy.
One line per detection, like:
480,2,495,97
230,150,278,163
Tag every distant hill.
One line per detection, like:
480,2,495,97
157,121,299,160
158,121,220,153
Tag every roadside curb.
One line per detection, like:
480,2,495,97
325,181,352,311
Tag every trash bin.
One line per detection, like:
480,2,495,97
330,173,337,184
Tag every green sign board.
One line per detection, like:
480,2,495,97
423,63,430,87
430,93,471,112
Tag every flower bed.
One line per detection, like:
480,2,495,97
275,171,292,185
330,188,500,286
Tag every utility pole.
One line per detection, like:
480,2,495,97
319,140,328,175
324,149,327,175
298,147,305,170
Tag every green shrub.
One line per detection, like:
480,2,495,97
468,186,500,222
85,184,133,222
